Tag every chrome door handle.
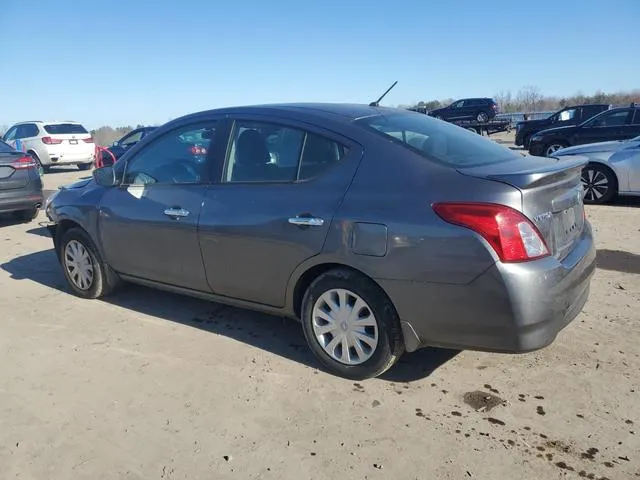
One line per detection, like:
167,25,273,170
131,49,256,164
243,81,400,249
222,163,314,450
288,216,324,227
164,207,190,218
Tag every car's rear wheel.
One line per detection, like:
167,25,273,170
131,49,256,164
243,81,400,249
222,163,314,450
59,227,120,299
544,142,568,157
300,268,404,380
581,163,618,204
77,163,92,171
476,112,489,122
28,151,47,175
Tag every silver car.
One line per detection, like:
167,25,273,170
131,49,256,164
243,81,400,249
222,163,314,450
46,104,596,379
555,136,640,204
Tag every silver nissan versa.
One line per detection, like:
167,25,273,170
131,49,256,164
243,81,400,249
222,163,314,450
46,104,596,379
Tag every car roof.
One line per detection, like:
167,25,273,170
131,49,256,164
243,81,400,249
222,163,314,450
179,103,403,124
13,120,84,125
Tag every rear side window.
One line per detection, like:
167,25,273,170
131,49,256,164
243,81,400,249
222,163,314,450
44,123,88,134
223,121,346,183
356,112,519,167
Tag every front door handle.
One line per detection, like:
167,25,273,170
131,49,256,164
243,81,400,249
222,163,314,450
288,216,324,227
164,207,190,218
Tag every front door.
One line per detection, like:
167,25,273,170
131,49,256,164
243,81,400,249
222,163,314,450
576,109,632,145
98,120,219,291
199,117,363,307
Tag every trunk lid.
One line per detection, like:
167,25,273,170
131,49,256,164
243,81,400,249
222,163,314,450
457,155,587,260
0,152,31,190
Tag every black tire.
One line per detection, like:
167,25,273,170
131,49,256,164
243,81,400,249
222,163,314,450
543,141,568,157
476,112,489,122
77,163,92,171
58,227,120,299
13,207,38,223
581,163,618,205
28,151,48,174
300,268,404,380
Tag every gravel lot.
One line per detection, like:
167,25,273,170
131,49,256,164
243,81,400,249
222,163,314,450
1,153,639,479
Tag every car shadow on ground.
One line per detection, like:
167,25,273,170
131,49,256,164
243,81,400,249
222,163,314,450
1,248,457,383
596,249,640,275
609,196,640,208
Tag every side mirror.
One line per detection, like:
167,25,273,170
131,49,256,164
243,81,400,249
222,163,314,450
111,140,119,147
93,166,117,187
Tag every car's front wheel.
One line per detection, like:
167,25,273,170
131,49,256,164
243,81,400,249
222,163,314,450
301,268,404,380
59,227,120,299
581,163,618,204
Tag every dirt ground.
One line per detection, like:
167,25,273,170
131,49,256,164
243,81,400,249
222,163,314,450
1,154,639,479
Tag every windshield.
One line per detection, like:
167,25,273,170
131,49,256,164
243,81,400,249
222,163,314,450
44,123,88,134
355,112,519,167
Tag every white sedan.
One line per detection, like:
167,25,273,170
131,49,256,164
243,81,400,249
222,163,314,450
555,136,640,204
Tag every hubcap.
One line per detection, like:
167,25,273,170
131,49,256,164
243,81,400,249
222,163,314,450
581,168,609,202
545,144,564,156
312,289,379,365
64,240,94,290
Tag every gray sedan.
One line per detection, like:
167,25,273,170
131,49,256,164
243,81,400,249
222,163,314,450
555,136,640,204
46,104,596,379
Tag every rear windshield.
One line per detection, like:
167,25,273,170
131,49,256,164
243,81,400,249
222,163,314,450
0,140,15,153
355,112,519,167
44,123,88,134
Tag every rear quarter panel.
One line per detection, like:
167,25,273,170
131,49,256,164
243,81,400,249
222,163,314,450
312,135,523,285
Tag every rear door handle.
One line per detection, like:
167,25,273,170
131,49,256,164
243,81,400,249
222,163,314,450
164,207,190,218
288,216,324,227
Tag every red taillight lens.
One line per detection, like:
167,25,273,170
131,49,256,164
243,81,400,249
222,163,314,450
42,136,63,145
83,137,94,143
11,155,37,170
432,202,550,263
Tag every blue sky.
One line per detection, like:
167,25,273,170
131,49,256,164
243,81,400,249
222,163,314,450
1,0,639,129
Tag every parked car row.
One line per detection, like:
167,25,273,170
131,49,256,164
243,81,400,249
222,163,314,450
2,121,95,172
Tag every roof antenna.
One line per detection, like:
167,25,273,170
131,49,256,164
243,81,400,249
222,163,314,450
369,81,398,107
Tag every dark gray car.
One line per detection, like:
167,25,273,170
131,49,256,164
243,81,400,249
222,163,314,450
46,104,596,379
0,140,43,221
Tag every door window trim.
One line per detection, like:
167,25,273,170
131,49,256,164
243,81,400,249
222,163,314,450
218,115,360,186
120,120,220,187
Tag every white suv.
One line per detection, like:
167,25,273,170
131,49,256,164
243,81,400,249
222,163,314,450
2,121,95,172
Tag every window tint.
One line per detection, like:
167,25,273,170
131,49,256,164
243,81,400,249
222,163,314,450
44,123,88,134
451,101,464,108
120,130,143,146
223,121,345,183
299,133,346,181
123,122,216,185
356,112,519,167
3,127,17,142
18,124,39,138
587,110,630,127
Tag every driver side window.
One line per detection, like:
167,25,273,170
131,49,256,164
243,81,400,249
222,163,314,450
590,110,630,127
120,130,143,147
123,122,217,186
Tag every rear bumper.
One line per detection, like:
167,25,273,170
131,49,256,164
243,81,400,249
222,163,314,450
0,186,44,214
41,149,94,165
379,222,596,353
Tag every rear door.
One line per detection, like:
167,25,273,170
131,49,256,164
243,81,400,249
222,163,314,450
577,109,632,145
199,116,363,307
98,119,220,291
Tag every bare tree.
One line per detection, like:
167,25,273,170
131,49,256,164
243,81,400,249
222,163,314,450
517,85,543,113
0,125,8,137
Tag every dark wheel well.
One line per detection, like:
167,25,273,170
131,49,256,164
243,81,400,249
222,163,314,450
292,263,387,319
54,219,84,251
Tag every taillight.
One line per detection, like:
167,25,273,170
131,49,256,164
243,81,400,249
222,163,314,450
42,136,63,145
83,137,94,143
11,155,37,170
432,202,550,263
